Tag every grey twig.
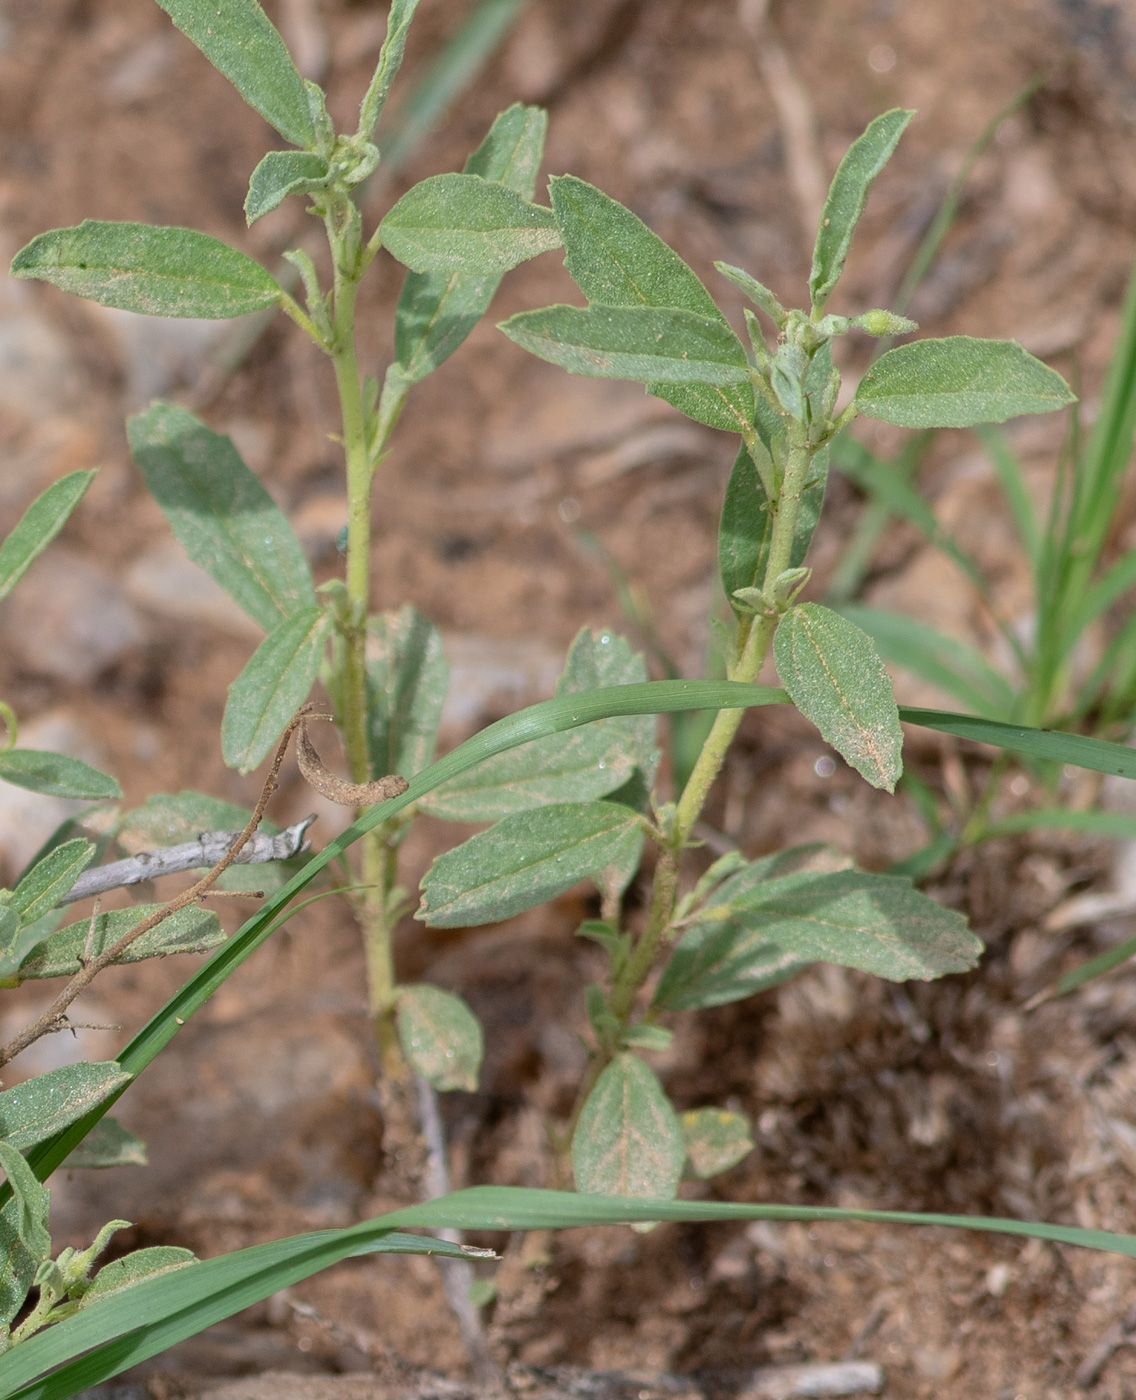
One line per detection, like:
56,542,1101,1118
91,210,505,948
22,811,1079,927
59,817,316,906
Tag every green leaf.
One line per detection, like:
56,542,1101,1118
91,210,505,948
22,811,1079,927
721,867,982,981
0,472,95,603
10,840,96,927
83,1247,195,1304
422,628,655,821
222,607,331,773
547,175,754,432
620,1024,673,1052
117,790,287,893
775,603,903,791
898,706,1136,777
152,0,315,147
396,984,483,1092
0,1064,131,1152
809,108,913,310
62,1117,147,1170
839,603,1015,719
365,606,449,780
719,443,827,614
358,0,421,138
0,1144,50,1293
0,909,56,984
854,337,1075,427
11,223,282,319
499,304,752,386
245,151,330,224
380,173,560,274
680,1108,754,1179
0,1193,45,1327
392,104,548,383
418,801,643,928
572,1053,684,1198
0,752,120,801
16,904,225,981
128,403,315,632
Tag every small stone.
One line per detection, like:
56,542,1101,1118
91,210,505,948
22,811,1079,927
438,633,562,735
913,1346,961,1382
2,546,145,683
94,305,235,405
125,540,262,640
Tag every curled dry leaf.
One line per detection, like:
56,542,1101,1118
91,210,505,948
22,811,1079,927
297,715,409,806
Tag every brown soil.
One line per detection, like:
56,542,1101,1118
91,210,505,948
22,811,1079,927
4,0,1136,1396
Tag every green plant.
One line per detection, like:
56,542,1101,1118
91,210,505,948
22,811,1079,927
6,1,1136,1392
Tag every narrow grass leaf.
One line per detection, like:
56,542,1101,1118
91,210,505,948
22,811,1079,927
775,603,903,790
10,841,95,926
572,1054,685,1198
0,472,95,603
422,628,654,821
12,224,281,319
16,905,225,981
244,151,330,224
380,173,559,274
0,753,120,802
974,424,1040,573
719,444,827,614
680,1108,754,1179
62,1117,147,1171
222,607,331,773
418,801,643,928
898,706,1136,778
396,984,483,1092
393,105,547,382
809,108,913,308
499,304,751,385
365,606,449,780
152,0,315,147
1053,932,1136,998
983,808,1136,839
839,603,1015,719
855,337,1075,427
0,1065,131,1152
128,403,315,632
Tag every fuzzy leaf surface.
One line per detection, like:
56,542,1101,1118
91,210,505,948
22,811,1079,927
572,1053,684,1198
0,472,95,602
16,905,225,981
10,840,96,926
128,403,315,632
418,801,642,928
62,1117,147,1170
775,603,903,791
422,628,655,821
719,443,827,613
396,984,483,1092
152,0,315,147
365,606,449,780
222,608,330,773
809,108,913,308
0,1145,49,1303
245,151,330,224
380,173,559,274
500,304,751,385
84,1247,196,1304
393,104,547,383
681,1108,754,1179
0,753,120,801
0,1063,131,1151
12,223,281,319
854,337,1075,427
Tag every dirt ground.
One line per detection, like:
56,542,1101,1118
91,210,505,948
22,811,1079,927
5,0,1136,1396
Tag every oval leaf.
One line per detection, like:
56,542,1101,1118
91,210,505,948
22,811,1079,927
417,801,643,928
396,984,483,1092
499,304,751,386
11,222,282,319
0,471,95,603
854,337,1075,427
153,0,315,147
809,108,913,309
128,402,315,631
222,607,331,773
84,1247,196,1303
380,173,560,274
572,1053,684,1199
62,1116,147,1170
774,603,903,791
365,606,449,781
245,151,330,224
10,839,96,926
0,751,121,801
16,904,225,980
680,1108,755,1180
0,1063,132,1151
